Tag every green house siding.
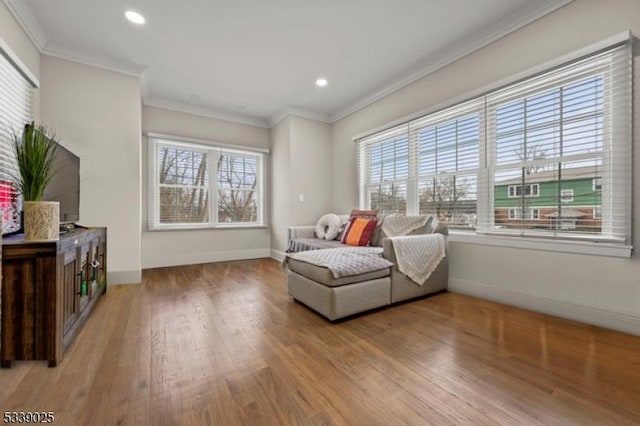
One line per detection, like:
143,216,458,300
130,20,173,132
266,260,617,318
495,177,601,208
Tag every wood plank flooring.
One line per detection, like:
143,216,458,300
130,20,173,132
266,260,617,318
1,258,639,425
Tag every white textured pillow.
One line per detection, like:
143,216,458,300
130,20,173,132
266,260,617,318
315,214,342,240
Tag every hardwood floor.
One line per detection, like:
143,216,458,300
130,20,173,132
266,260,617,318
1,258,639,425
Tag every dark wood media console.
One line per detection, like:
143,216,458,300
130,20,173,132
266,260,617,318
1,227,107,367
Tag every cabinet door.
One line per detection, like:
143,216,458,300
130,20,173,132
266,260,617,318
62,248,79,334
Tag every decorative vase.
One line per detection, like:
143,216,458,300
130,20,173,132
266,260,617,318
24,201,59,241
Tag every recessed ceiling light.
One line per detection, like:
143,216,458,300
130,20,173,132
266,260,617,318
125,10,146,25
316,78,328,87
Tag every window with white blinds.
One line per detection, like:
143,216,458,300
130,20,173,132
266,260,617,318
357,125,409,215
356,37,632,245
0,46,36,234
412,99,483,228
148,136,266,230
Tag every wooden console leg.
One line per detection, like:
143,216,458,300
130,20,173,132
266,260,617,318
1,360,12,368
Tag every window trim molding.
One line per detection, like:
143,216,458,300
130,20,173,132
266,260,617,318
147,135,267,231
560,189,574,203
146,132,269,154
449,230,632,258
507,183,539,198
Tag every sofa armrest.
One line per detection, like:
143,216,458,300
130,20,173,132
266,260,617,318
288,226,316,242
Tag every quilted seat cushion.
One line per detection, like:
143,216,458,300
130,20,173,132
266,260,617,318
287,257,390,287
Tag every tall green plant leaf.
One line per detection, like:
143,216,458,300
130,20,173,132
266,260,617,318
11,122,58,201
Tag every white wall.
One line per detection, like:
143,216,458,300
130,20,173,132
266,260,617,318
141,105,271,269
270,116,291,256
40,55,142,284
289,116,332,226
330,0,640,333
270,115,332,256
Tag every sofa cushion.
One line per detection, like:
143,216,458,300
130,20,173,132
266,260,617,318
287,257,390,287
341,218,377,246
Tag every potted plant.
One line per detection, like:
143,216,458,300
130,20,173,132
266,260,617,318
12,122,59,241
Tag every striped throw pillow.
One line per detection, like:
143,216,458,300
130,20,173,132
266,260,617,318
341,218,378,246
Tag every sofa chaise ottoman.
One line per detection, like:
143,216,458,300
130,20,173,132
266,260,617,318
284,215,448,320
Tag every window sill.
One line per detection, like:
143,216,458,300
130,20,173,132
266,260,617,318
448,231,633,258
148,224,268,232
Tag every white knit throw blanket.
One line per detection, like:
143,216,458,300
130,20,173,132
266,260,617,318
390,234,445,285
382,215,430,237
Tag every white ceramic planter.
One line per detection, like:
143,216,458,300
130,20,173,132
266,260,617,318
24,201,59,241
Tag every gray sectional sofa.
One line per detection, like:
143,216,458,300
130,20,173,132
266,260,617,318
284,215,448,320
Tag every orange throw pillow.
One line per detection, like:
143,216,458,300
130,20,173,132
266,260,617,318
341,218,377,246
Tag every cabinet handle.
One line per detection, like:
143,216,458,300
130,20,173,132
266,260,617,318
91,260,100,268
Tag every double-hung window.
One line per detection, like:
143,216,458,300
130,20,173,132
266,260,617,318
0,43,37,234
412,99,483,228
148,136,266,229
358,126,410,215
356,35,632,251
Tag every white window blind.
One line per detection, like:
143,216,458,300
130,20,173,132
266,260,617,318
148,137,266,230
481,42,632,241
356,36,632,245
0,47,35,234
411,99,483,228
357,124,409,215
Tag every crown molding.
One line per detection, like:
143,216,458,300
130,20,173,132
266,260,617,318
269,105,330,128
5,0,574,128
41,42,147,77
329,0,574,123
4,0,49,50
144,97,270,129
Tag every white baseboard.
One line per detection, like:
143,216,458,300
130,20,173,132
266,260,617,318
270,249,286,262
449,277,640,337
108,270,142,285
142,249,271,270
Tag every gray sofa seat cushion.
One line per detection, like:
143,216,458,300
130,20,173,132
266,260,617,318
287,257,390,287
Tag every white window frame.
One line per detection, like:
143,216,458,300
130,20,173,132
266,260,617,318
507,183,539,198
355,33,632,258
531,208,540,220
508,207,540,220
148,134,267,230
593,206,602,219
593,178,602,191
560,189,574,203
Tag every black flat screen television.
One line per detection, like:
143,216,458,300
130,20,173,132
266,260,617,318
43,141,80,223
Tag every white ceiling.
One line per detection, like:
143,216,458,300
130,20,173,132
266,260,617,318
6,0,571,127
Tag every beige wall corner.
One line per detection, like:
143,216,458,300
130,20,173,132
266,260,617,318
39,55,142,284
